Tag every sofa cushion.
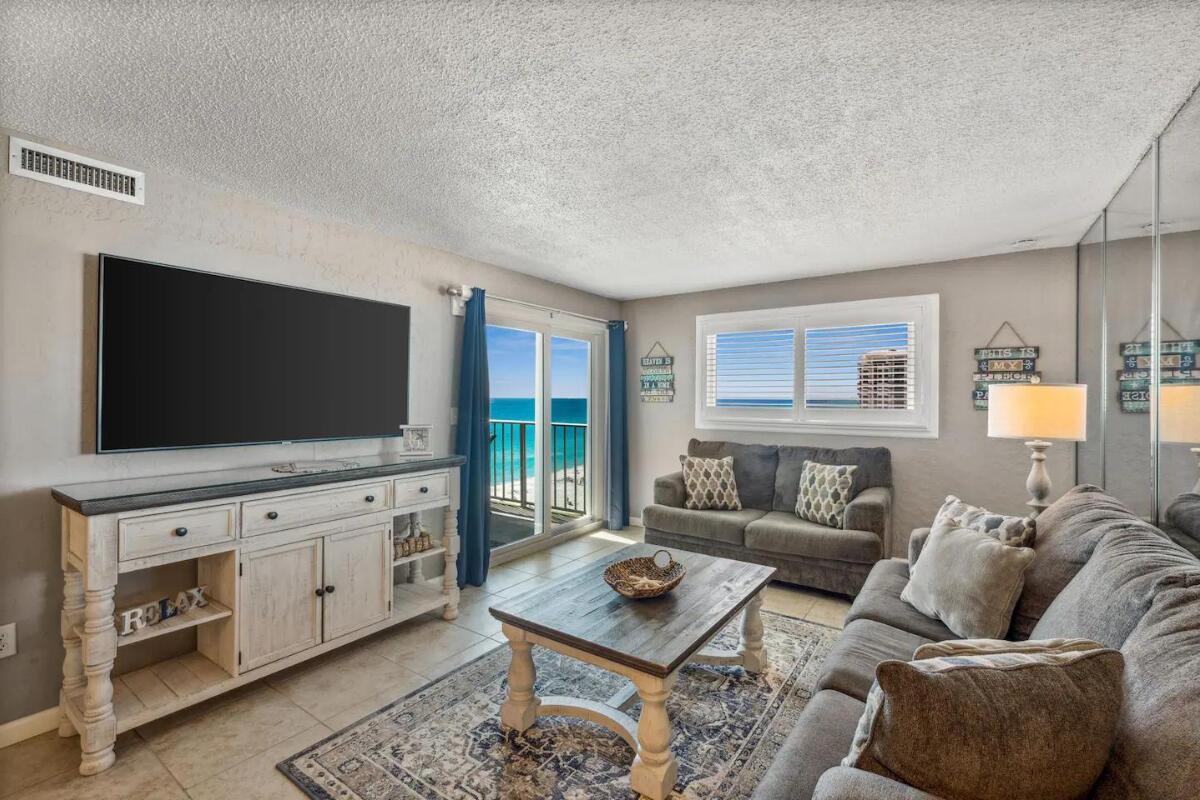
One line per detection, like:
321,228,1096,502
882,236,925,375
680,455,742,510
845,559,957,641
1030,521,1198,648
813,767,947,800
796,461,858,528
1091,579,1200,800
816,618,932,701
688,439,778,511
901,526,1035,639
845,647,1125,800
774,445,892,513
641,504,766,546
1009,484,1141,640
751,689,865,800
1164,492,1200,557
746,512,882,564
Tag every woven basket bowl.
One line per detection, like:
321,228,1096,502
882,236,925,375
604,550,686,598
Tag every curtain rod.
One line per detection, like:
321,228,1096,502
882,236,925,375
442,284,621,326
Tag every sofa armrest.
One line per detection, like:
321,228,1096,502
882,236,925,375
813,767,947,800
653,471,686,508
845,486,893,555
908,527,932,565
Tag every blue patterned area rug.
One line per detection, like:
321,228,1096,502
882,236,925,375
278,611,838,799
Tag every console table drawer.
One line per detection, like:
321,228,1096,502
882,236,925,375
242,481,393,536
119,505,237,561
394,472,449,507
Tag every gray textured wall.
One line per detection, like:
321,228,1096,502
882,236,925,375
622,248,1079,551
0,135,619,725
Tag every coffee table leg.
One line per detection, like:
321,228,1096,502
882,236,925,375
738,591,768,674
500,624,540,732
629,673,678,800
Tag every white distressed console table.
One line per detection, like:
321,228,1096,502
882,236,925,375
50,454,465,775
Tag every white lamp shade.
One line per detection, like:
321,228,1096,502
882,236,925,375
1160,384,1200,444
988,383,1087,441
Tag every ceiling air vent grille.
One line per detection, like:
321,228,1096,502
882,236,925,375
8,137,144,205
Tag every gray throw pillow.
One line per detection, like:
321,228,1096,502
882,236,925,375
795,461,858,528
679,455,742,510
930,494,1036,548
901,526,1035,638
843,645,1125,800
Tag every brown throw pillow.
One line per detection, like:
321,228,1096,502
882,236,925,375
843,646,1125,800
679,455,742,510
900,526,1035,638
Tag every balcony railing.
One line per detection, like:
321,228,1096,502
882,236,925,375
488,419,587,518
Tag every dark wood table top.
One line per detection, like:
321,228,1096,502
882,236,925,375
489,543,776,678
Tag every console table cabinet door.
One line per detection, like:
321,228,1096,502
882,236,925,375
322,524,392,641
240,538,323,672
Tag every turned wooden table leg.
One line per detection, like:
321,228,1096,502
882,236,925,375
738,590,768,674
499,625,540,732
441,505,460,620
78,585,117,775
406,512,424,583
630,672,678,800
59,568,85,737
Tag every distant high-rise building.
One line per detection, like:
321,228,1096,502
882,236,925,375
858,349,911,408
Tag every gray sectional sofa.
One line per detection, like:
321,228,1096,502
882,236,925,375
643,439,893,596
752,484,1200,800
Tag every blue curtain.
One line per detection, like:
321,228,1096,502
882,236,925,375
455,289,491,587
607,321,630,528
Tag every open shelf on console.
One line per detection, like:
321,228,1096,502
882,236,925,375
111,598,232,648
392,541,445,568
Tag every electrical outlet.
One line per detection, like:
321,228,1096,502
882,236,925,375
0,622,14,659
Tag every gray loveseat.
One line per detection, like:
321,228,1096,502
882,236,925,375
752,484,1200,800
643,439,893,596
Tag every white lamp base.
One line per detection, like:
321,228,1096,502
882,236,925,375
1024,440,1052,518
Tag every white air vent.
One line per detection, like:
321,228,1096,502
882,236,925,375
8,137,144,204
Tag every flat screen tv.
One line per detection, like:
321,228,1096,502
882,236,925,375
97,254,410,453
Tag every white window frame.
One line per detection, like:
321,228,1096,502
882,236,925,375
695,294,939,438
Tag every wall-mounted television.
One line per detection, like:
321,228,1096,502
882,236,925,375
97,254,410,453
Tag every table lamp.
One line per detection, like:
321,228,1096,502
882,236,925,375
1160,384,1200,493
988,383,1087,517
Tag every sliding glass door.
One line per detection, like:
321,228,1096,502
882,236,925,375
487,306,605,551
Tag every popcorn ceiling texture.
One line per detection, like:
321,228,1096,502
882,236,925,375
2,1,1200,299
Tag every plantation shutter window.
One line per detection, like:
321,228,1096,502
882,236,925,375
804,322,915,410
705,329,795,409
695,295,938,437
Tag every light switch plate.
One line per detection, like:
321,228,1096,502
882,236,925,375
0,622,15,659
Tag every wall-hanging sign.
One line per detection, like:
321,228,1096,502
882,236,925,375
1117,319,1200,413
400,424,433,455
116,585,209,636
973,322,1041,410
640,341,675,403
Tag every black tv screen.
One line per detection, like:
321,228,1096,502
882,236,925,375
97,255,410,453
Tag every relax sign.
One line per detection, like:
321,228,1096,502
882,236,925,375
116,586,209,636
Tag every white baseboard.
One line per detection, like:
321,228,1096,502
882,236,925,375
628,516,643,528
0,705,59,748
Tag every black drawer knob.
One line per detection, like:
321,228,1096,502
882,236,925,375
419,486,429,494
266,511,279,520
173,527,188,537
324,585,335,594
315,587,324,597
365,495,375,503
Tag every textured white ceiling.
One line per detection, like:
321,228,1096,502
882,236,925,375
3,1,1200,300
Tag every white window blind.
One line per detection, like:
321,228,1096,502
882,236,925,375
705,329,795,408
804,322,915,410
695,295,939,438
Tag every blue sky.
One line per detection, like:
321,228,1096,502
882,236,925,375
486,325,590,398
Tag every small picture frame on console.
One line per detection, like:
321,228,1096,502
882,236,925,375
400,424,433,455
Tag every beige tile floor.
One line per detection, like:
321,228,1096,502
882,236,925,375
0,526,851,800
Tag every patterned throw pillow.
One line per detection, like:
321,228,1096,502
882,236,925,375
795,461,858,528
932,494,1036,548
679,455,742,510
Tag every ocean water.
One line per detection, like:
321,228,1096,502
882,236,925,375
488,398,588,491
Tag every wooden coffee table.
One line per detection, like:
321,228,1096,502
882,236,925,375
488,544,776,800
